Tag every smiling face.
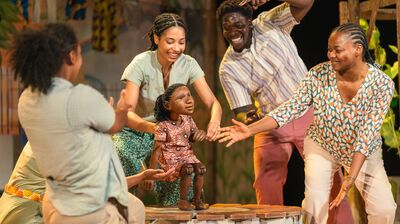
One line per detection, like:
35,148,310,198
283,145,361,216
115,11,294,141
327,31,362,74
165,86,195,119
221,12,253,52
154,26,186,64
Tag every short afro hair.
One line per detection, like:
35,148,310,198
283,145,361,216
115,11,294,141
216,0,253,23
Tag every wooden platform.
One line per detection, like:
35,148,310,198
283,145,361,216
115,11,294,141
145,204,303,223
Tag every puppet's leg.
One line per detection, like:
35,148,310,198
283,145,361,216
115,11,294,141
178,163,195,210
193,163,209,210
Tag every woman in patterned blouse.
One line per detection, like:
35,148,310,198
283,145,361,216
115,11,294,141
217,23,396,224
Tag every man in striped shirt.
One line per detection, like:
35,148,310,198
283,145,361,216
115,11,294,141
217,0,353,222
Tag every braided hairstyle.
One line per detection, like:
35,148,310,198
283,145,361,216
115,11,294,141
216,0,253,25
331,23,376,67
154,83,186,122
147,13,187,51
10,23,78,94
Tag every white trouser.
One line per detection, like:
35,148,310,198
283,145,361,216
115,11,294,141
302,136,396,224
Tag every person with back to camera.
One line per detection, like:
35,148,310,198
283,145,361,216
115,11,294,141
112,13,222,206
148,83,209,211
216,0,353,222
0,142,174,224
11,22,167,223
217,23,397,224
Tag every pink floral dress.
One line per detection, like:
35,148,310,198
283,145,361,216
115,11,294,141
154,115,201,174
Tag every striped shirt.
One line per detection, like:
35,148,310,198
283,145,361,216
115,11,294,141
219,3,307,115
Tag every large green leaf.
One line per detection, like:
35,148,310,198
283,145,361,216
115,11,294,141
369,29,381,50
381,121,393,137
359,18,369,31
388,45,398,55
390,61,398,79
377,47,386,65
384,131,400,149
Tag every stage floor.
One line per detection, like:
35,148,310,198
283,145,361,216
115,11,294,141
146,204,303,223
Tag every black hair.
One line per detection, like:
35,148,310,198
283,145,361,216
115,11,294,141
216,0,253,25
10,23,79,94
147,13,187,51
154,83,186,122
331,23,376,66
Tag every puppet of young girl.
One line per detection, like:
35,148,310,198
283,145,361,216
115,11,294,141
149,83,209,211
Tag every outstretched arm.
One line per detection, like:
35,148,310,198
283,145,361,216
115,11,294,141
124,81,156,133
241,0,313,22
218,116,278,147
126,168,175,189
192,77,222,141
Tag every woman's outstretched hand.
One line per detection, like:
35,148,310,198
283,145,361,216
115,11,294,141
216,119,252,147
142,168,175,181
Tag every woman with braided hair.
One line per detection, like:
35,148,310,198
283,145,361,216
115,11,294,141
112,13,222,206
218,23,397,223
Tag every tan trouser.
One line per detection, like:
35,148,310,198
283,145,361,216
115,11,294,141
43,193,145,224
302,136,397,224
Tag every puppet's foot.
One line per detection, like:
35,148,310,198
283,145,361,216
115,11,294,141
194,199,209,210
178,199,195,211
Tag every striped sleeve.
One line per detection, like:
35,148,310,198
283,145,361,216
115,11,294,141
256,3,298,34
219,65,252,110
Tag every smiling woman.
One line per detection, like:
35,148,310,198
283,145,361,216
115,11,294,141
112,13,222,207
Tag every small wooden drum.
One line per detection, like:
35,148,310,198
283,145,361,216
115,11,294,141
146,204,303,223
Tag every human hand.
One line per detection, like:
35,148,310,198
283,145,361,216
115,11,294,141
244,109,263,125
329,176,355,210
193,129,207,142
108,96,114,107
116,89,130,111
142,168,175,181
239,0,270,10
217,119,252,147
141,180,154,191
206,121,220,141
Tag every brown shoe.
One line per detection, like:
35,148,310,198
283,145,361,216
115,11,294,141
194,199,209,210
178,199,195,211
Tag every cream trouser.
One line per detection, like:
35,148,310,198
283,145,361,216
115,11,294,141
302,136,397,224
43,193,145,224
